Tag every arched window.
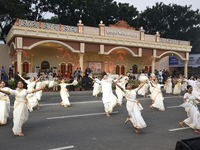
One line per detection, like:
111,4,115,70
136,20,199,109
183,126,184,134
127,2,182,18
116,65,120,74
121,65,125,75
149,66,152,73
145,66,148,72
61,63,66,73
68,63,72,73
41,61,50,70
23,61,29,73
132,64,137,73
14,61,17,73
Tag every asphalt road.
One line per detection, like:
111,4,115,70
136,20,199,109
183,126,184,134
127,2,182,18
1,90,200,150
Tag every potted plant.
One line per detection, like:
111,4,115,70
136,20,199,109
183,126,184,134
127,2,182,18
8,80,16,89
82,83,86,91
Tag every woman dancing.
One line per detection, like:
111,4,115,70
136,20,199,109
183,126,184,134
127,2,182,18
148,78,167,111
112,79,148,134
165,77,172,94
92,77,101,98
19,75,41,110
90,74,122,117
116,77,129,106
0,81,44,136
0,81,10,125
58,79,73,107
179,85,200,133
173,76,182,96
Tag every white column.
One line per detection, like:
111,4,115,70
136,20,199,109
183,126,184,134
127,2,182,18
57,56,59,73
79,54,84,70
31,55,34,72
184,60,188,77
16,50,22,75
151,58,156,74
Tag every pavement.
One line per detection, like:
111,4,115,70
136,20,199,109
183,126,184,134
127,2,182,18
1,90,200,150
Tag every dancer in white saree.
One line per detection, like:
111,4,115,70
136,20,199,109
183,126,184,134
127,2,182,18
0,81,44,136
184,76,199,96
35,78,43,101
58,79,73,107
165,77,172,94
116,77,129,106
19,75,42,110
179,85,200,133
0,81,10,125
173,77,182,96
149,78,167,111
92,77,101,98
112,80,148,134
90,74,122,117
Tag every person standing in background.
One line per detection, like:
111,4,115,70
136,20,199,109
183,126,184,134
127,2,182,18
1,66,5,80
9,66,13,79
2,73,9,87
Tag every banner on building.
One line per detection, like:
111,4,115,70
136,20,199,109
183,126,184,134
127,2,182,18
169,54,200,67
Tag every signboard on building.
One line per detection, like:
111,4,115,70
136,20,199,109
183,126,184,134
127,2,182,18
169,54,200,67
89,62,102,74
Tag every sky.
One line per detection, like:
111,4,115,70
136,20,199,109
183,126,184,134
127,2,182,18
43,0,200,19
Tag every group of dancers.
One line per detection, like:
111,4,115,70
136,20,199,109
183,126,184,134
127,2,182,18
0,75,77,136
91,73,200,134
1,72,200,136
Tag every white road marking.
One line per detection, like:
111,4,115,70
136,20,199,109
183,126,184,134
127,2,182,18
169,127,190,131
48,145,74,150
167,106,181,108
10,96,180,108
47,111,119,120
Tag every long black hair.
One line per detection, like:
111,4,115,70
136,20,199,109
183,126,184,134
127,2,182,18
186,85,192,92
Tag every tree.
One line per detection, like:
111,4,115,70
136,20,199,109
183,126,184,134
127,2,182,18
0,0,25,43
138,2,200,53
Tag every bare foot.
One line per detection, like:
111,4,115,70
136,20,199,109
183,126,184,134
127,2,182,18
118,104,122,107
37,105,40,110
179,122,185,128
135,128,140,134
64,105,68,107
60,102,63,105
195,129,200,134
152,101,154,104
150,105,154,110
18,132,24,136
146,95,149,98
106,113,111,117
143,96,146,98
124,118,130,124
95,95,97,98
178,94,181,96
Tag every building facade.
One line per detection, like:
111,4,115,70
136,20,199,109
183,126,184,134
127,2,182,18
4,19,191,76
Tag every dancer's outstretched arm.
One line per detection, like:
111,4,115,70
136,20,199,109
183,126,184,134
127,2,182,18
0,89,11,95
32,86,45,93
18,74,26,82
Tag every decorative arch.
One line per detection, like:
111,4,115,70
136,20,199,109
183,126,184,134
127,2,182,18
60,62,66,73
23,60,29,73
121,65,125,75
27,40,80,53
68,62,73,73
41,61,50,70
157,51,185,60
9,42,16,54
105,47,137,57
116,64,120,75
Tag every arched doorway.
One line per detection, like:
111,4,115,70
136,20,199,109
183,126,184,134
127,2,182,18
149,66,152,73
41,61,50,71
14,61,17,73
68,63,72,74
145,66,148,72
23,61,29,73
132,64,137,73
116,65,120,74
61,63,66,73
121,65,125,75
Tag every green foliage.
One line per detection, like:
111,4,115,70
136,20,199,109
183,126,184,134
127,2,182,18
8,80,16,89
